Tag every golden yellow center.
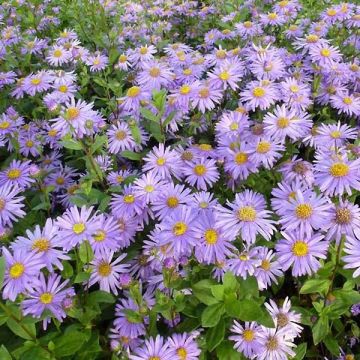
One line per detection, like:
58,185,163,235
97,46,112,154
252,87,265,97
156,157,166,166
204,229,218,245
139,47,148,55
0,121,10,129
32,238,50,252
144,185,154,192
9,263,25,279
183,68,192,75
31,78,41,85
116,175,124,183
93,230,106,242
73,223,85,234
25,140,34,147
177,348,187,360
295,203,313,219
335,208,351,224
268,12,278,20
40,292,53,304
66,107,79,120
149,357,160,360
292,240,309,256
124,194,135,204
149,67,160,77
277,117,289,128
219,71,230,81
166,196,179,208
173,222,187,236
194,164,207,176
343,97,352,105
330,162,349,177
180,85,191,95
290,85,299,93
266,336,279,350
0,198,5,211
256,141,271,154
58,85,68,93
327,8,337,16
53,49,62,57
119,54,127,63
48,129,58,137
98,261,112,276
261,259,271,270
7,169,21,179
238,206,256,222
230,122,239,130
216,50,227,59
235,152,248,165
277,313,289,327
127,86,140,97
243,329,255,342
320,48,331,57
199,88,209,98
199,144,212,151
306,34,319,43
116,130,127,140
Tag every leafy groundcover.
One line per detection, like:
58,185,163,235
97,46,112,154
0,0,360,359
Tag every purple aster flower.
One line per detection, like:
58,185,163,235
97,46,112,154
276,230,328,276
158,206,198,257
86,53,109,72
111,185,145,217
330,92,360,116
107,169,132,186
248,136,284,169
226,247,261,279
136,60,174,90
2,247,45,301
46,45,71,66
249,53,285,80
183,158,219,190
107,121,136,154
55,205,100,250
215,190,276,243
21,273,74,329
11,218,69,271
279,189,331,237
229,321,261,359
129,335,175,360
88,251,129,295
190,191,218,213
208,59,243,90
308,43,342,66
23,71,52,96
343,236,360,278
314,152,360,196
133,172,166,204
0,184,25,227
279,156,314,187
0,160,36,189
191,81,223,113
168,332,201,360
315,122,358,149
118,85,151,113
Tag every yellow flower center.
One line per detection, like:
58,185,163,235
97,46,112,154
48,129,57,137
327,8,337,16
173,222,187,236
31,78,41,85
292,240,309,256
167,196,179,208
266,336,279,350
98,261,112,277
116,175,124,183
53,49,62,57
127,86,140,97
199,88,209,98
180,85,191,95
119,54,127,63
199,201,208,209
0,198,5,211
288,191,296,200
306,34,319,43
116,130,127,140
320,48,331,57
40,292,53,304
268,12,278,20
25,140,34,148
290,85,299,93
261,259,271,270
183,68,192,75
335,208,351,224
149,67,160,77
93,58,100,65
343,97,352,105
144,185,154,192
123,194,135,204
239,253,249,261
56,177,65,185
216,49,227,59
289,25,298,31
235,152,248,165
32,238,50,252
277,117,289,128
277,313,289,327
219,71,230,81
9,263,25,279
256,141,271,154
58,85,68,93
243,329,255,342
204,229,218,245
73,223,85,234
66,107,79,120
7,169,21,179
149,357,160,360
194,164,207,176
244,21,252,28
156,157,166,166
230,122,239,130
330,130,341,138
93,230,106,242
177,348,187,360
330,162,349,177
0,121,10,129
238,206,256,222
295,203,313,219
252,87,265,97
199,144,212,151
139,47,148,55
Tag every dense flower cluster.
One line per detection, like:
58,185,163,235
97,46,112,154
0,0,359,359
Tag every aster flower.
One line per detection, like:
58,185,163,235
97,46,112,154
47,45,71,66
229,321,261,359
55,205,100,250
119,85,151,112
11,218,69,271
86,53,109,72
0,160,36,189
88,251,129,295
133,172,165,204
215,190,276,243
315,122,358,149
191,81,223,113
129,335,174,360
343,236,360,278
309,43,342,66
0,184,26,227
208,59,243,90
279,156,314,187
21,273,74,329
249,136,284,169
137,60,174,90
275,230,328,276
2,247,45,301
168,332,201,360
111,186,145,217
183,158,219,190
107,121,136,154
191,191,218,213
330,92,360,116
23,71,52,96
226,247,261,279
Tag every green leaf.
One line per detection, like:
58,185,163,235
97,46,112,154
74,272,91,283
87,291,115,304
129,122,141,144
120,150,142,161
238,276,259,298
193,279,218,305
79,241,94,263
300,279,330,295
152,89,167,111
162,111,176,128
123,309,143,324
0,345,12,360
61,261,74,279
323,336,340,356
90,135,107,154
210,285,224,301
206,318,225,351
312,315,329,345
201,303,224,327
20,346,50,360
54,330,87,357
293,343,307,360
140,107,158,122
6,318,36,340
216,340,246,360
60,138,83,150
0,255,5,289
223,272,238,293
